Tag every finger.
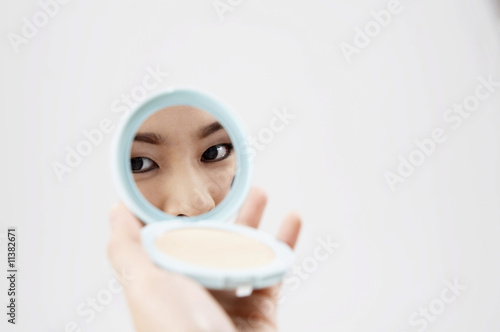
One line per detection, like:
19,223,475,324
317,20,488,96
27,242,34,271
276,211,302,249
109,202,143,241
107,203,158,278
235,187,267,229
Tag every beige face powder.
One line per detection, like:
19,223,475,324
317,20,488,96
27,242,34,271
154,228,276,270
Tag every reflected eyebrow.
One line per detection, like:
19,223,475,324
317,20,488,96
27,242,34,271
198,121,224,139
134,133,166,145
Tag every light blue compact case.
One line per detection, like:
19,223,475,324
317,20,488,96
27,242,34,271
110,87,294,291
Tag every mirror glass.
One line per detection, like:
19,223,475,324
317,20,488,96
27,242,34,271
129,105,236,217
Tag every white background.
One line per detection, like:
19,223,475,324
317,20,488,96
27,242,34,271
1,0,500,331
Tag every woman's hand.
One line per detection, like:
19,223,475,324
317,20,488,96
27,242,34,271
107,187,302,332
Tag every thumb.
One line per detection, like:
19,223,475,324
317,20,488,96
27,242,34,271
109,203,143,241
107,203,158,280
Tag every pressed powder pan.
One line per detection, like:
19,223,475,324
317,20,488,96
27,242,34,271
155,228,276,270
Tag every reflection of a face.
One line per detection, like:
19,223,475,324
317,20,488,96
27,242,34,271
130,106,236,217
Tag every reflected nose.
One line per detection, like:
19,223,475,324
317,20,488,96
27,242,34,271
160,166,216,217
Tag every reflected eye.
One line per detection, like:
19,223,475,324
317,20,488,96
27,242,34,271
131,157,158,173
201,144,233,162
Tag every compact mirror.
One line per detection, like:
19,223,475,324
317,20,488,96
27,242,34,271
111,88,293,291
130,105,236,217
112,88,253,224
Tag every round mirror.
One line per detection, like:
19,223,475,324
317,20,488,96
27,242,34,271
111,88,253,224
130,105,236,217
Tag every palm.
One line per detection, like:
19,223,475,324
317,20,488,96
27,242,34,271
210,286,280,331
